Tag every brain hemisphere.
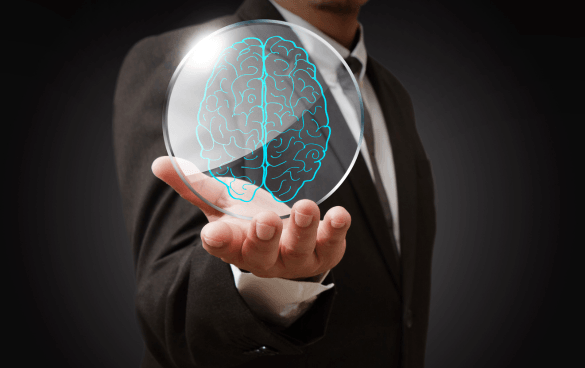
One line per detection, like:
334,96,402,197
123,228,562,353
197,36,330,203
197,39,263,163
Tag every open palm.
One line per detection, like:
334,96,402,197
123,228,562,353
152,156,350,280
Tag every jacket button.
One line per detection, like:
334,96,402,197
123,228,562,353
405,308,413,328
244,346,279,356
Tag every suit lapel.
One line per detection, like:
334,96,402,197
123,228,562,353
346,154,402,292
367,57,418,305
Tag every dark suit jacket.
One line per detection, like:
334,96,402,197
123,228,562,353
112,0,436,367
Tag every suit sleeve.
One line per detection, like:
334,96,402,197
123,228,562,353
112,35,336,367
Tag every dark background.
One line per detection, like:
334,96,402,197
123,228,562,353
10,0,580,366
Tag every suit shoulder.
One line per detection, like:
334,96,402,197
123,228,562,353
117,16,237,75
113,14,238,106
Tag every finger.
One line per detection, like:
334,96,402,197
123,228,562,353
315,206,351,271
200,220,245,265
279,200,320,269
241,211,283,275
152,156,225,217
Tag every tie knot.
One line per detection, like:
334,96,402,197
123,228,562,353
336,56,363,97
345,56,363,77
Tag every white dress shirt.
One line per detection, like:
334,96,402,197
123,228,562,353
230,1,400,327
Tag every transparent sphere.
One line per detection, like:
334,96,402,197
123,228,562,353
164,20,364,219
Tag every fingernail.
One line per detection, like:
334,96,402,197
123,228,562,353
331,220,345,229
204,236,223,248
294,211,313,228
256,222,276,240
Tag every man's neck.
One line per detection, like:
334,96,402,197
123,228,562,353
272,0,361,50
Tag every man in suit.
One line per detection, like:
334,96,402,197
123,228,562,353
113,0,436,367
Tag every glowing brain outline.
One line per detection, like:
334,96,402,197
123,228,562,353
196,36,330,203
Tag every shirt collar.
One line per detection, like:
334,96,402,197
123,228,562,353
269,0,368,83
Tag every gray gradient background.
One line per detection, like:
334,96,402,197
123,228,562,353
11,0,578,366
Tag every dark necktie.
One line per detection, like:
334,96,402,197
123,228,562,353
341,56,397,249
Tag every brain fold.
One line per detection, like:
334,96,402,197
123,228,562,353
197,36,330,203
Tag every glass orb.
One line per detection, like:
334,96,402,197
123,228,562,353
164,19,364,219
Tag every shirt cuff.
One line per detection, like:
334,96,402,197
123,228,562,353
230,264,334,328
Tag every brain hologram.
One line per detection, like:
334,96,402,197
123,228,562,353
196,36,330,203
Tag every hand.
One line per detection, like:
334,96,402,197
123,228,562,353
152,156,351,280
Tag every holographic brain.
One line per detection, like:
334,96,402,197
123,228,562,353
196,36,330,203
